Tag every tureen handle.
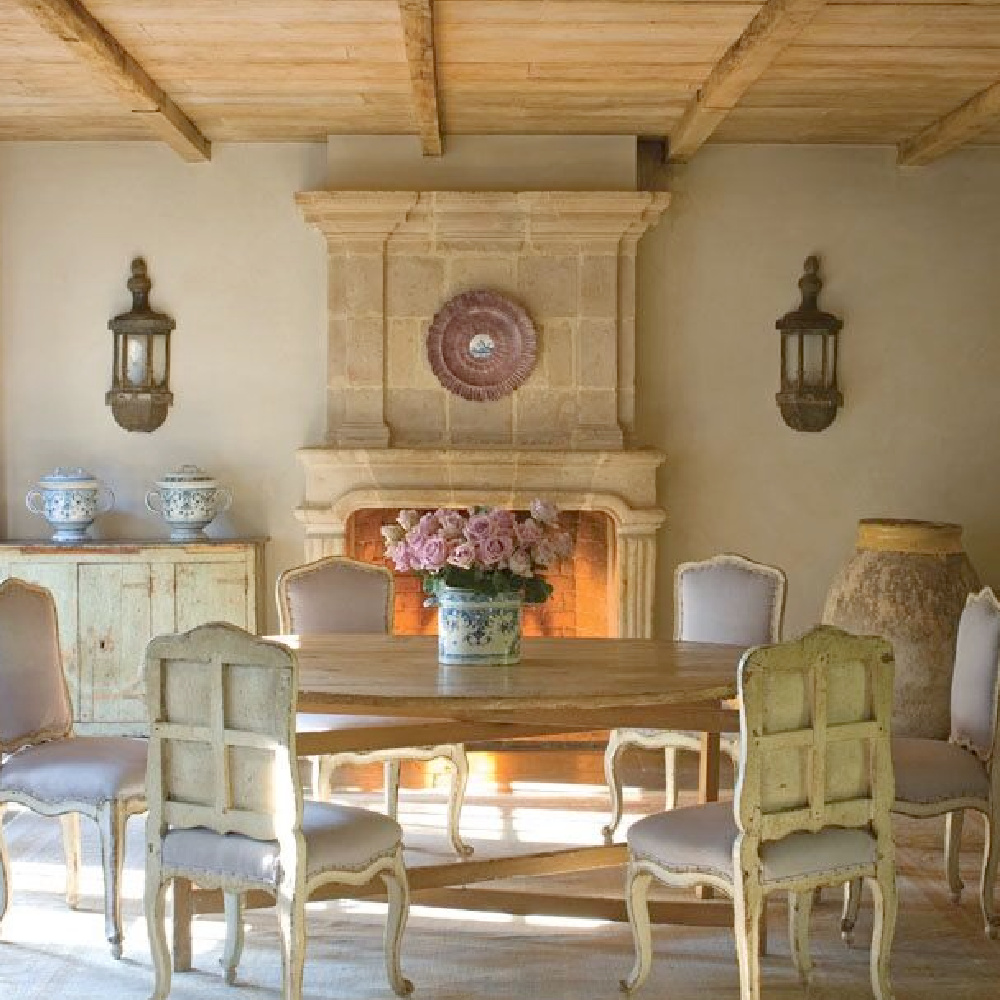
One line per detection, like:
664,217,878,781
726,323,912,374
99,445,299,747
97,486,115,514
215,487,233,514
144,490,162,514
25,489,44,515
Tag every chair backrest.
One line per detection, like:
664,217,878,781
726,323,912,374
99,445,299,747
950,587,1000,762
276,556,393,635
674,553,786,645
734,625,895,847
144,623,301,844
0,578,73,754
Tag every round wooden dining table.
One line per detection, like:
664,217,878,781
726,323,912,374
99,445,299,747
170,634,745,971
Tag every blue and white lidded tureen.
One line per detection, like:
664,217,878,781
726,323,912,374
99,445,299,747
145,465,232,540
26,468,115,542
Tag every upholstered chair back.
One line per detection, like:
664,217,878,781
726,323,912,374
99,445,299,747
674,554,786,645
277,557,393,636
145,623,301,843
949,587,1000,761
734,625,895,847
0,578,73,754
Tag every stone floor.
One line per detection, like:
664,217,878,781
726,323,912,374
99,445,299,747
1,749,998,999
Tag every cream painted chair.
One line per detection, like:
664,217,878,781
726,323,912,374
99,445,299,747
0,578,147,959
842,586,1000,941
144,622,412,999
280,556,471,857
603,554,786,844
621,626,897,1000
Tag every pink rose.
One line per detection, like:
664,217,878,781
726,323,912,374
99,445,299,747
418,535,449,570
387,541,412,573
515,517,544,546
532,538,557,568
509,548,533,578
447,541,477,570
530,498,559,525
554,531,574,559
397,509,419,530
480,534,513,567
381,523,405,545
416,512,440,537
439,510,466,539
465,513,493,541
490,508,516,534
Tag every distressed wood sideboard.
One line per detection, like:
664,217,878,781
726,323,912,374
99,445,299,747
0,539,265,734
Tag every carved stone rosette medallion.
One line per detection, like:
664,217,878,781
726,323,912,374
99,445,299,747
426,289,537,401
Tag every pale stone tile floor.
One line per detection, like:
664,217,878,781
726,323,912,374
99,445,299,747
1,761,999,1000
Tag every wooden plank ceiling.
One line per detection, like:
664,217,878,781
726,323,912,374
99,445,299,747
2,1,1000,165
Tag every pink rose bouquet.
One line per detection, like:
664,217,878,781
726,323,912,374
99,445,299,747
380,500,572,604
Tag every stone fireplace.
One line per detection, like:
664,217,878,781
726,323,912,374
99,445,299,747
294,187,669,638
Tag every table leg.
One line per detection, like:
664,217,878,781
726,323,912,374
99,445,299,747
697,732,721,901
172,876,193,972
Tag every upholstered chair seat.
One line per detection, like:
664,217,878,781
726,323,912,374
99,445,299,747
629,801,878,886
0,579,147,960
603,554,786,844
0,736,147,804
891,737,991,804
842,587,1000,942
162,801,402,885
621,627,897,1000
145,624,413,1000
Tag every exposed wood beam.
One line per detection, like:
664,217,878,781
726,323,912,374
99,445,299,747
668,0,828,163
397,0,443,156
16,0,210,162
898,79,1000,167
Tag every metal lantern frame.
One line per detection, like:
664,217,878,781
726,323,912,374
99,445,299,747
105,258,174,432
775,255,843,432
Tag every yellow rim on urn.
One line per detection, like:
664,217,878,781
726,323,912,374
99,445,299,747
856,518,964,556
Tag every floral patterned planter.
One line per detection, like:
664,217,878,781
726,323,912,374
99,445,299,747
437,588,522,666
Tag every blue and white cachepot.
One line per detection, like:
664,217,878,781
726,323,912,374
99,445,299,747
437,588,523,666
145,465,232,540
26,468,114,542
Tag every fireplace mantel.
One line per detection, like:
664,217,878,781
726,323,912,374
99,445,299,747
294,447,665,638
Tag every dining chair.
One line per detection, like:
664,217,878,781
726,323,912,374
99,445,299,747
0,578,147,959
602,553,786,844
279,555,472,857
144,622,413,999
841,585,1000,942
621,625,897,1000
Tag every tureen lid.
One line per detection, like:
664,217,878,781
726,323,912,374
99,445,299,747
156,464,218,488
37,467,100,488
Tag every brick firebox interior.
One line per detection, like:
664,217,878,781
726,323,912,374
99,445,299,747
347,508,614,638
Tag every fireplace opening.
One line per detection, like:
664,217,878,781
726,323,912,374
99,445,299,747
345,508,616,638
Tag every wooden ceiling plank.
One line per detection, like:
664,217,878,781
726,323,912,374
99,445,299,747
669,0,830,162
397,0,442,156
897,77,1000,165
15,0,210,161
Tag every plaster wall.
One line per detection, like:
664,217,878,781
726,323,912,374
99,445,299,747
636,145,1000,638
0,142,328,631
3,140,1000,637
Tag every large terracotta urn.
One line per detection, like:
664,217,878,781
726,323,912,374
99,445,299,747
822,519,980,739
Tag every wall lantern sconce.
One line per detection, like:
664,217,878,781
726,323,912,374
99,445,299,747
775,255,843,432
106,258,174,432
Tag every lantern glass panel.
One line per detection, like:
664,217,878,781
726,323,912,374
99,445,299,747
151,335,168,386
125,334,149,388
802,332,827,388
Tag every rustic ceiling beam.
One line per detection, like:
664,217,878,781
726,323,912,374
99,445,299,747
898,79,1000,167
668,0,828,163
16,0,210,162
397,0,443,156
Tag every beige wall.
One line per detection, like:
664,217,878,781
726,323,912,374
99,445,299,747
0,142,328,630
636,145,1000,638
4,139,1000,638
